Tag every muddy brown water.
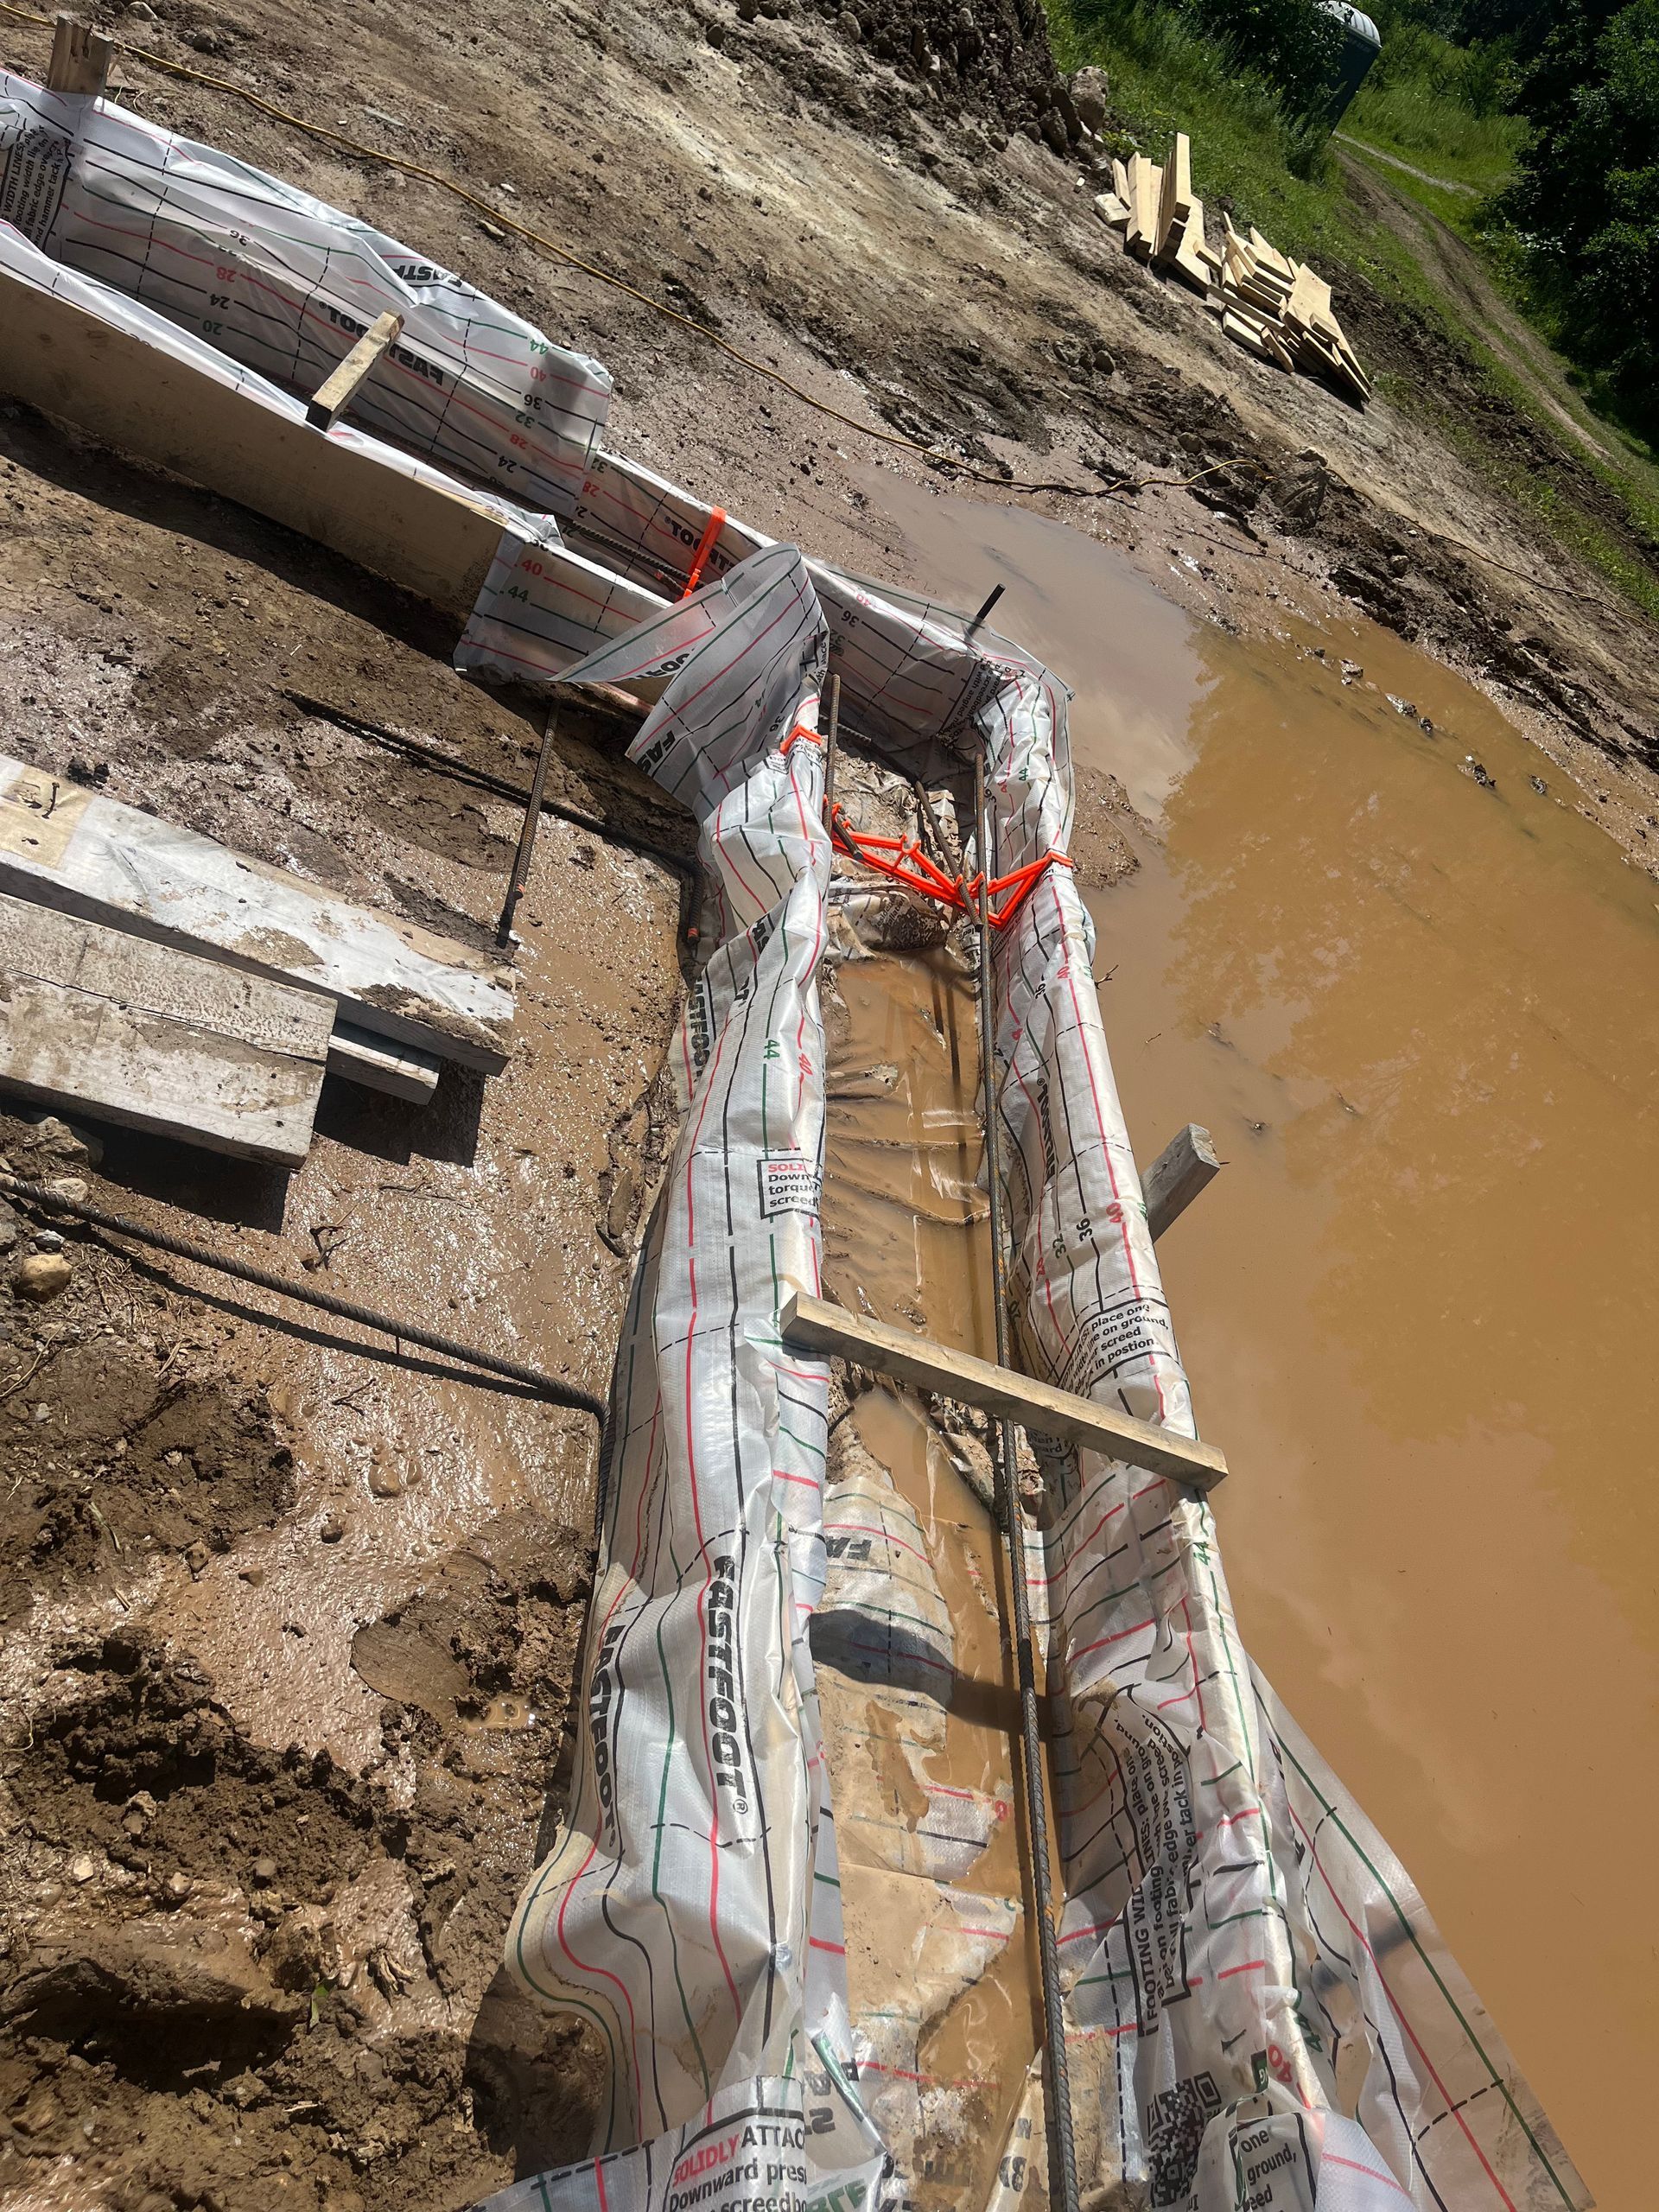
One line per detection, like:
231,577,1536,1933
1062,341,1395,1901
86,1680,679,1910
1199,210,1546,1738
870,478,1659,2211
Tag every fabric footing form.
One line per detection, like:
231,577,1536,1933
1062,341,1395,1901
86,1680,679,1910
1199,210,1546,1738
0,73,1592,2212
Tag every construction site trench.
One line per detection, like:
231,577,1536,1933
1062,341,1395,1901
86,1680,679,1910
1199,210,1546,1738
1,2,1656,2210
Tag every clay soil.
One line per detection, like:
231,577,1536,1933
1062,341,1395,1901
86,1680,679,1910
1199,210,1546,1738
0,0,1656,2208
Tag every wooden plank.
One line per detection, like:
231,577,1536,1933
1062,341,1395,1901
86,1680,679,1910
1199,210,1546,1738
0,888,329,1166
47,12,111,96
781,1290,1229,1492
0,258,502,620
1126,156,1161,260
327,1019,442,1103
1172,200,1213,295
1154,130,1193,261
0,756,515,1072
1262,325,1296,372
1249,228,1295,283
1142,1122,1222,1242
1223,311,1275,360
306,309,404,431
1111,156,1131,203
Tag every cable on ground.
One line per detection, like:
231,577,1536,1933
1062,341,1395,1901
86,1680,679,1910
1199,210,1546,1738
0,1169,609,1421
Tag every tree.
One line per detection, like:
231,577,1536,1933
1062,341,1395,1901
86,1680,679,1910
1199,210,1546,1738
1499,0,1659,428
1179,0,1344,115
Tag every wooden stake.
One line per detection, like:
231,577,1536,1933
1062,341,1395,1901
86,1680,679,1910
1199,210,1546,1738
305,310,404,431
1142,1122,1222,1241
47,12,111,97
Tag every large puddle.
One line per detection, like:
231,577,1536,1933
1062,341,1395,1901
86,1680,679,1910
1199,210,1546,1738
874,476,1659,2211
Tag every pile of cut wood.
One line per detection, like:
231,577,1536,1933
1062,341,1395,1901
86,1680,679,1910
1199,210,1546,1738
1096,132,1371,407
0,755,516,1172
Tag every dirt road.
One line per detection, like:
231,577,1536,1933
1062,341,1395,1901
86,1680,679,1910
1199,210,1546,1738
1,0,1656,2207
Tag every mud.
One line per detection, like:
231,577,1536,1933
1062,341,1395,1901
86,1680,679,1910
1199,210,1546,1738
0,306,687,2211
882,486,1657,2210
816,845,1037,2209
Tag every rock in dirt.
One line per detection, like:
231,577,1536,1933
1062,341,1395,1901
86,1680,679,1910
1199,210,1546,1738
0,1922,298,2034
12,1250,73,1301
15,1115,101,1173
1070,65,1109,134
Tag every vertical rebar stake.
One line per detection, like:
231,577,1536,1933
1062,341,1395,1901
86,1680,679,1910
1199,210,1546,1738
975,751,1081,2212
497,700,559,948
823,671,841,836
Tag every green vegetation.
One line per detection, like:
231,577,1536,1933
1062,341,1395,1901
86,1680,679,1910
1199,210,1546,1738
1344,22,1527,200
1497,1,1659,438
1044,0,1659,619
1046,2,1347,245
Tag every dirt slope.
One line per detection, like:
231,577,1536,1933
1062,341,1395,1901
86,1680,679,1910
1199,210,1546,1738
1,0,1658,2207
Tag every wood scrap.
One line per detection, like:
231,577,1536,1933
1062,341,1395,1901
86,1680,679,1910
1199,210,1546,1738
1093,191,1130,231
781,1290,1229,1491
46,11,111,97
326,1021,442,1103
1126,156,1161,260
306,309,404,431
0,756,516,1072
1154,131,1193,262
0,889,331,1166
1171,200,1212,296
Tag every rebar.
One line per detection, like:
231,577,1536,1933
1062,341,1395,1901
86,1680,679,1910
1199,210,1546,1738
973,753,1081,2212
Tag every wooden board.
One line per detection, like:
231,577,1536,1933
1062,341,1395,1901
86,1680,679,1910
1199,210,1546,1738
0,756,515,1071
1223,311,1276,361
1142,1122,1222,1241
1249,228,1295,283
327,1019,442,1103
0,889,330,1166
1154,130,1193,261
781,1291,1229,1492
1172,200,1213,295
306,310,404,432
1093,191,1131,231
1126,156,1161,260
47,13,111,95
0,258,502,620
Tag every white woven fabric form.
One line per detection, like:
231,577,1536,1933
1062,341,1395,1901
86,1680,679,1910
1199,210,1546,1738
0,67,610,515
0,92,1592,2212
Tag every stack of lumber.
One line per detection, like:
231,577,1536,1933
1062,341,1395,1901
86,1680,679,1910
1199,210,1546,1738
1092,130,1370,405
0,756,517,1169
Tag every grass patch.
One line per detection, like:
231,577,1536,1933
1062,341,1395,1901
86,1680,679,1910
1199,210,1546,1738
1046,0,1353,258
1343,52,1525,200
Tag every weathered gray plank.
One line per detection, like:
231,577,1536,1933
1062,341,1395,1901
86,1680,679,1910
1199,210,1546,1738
1141,1122,1223,1242
327,1019,442,1103
780,1290,1228,1491
0,892,332,1166
0,757,514,1071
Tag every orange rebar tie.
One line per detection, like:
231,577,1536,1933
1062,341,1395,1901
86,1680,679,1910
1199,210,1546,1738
828,800,1072,931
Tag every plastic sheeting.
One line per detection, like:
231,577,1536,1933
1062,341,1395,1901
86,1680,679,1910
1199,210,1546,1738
0,67,610,515
489,545,888,2212
0,86,1593,2212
